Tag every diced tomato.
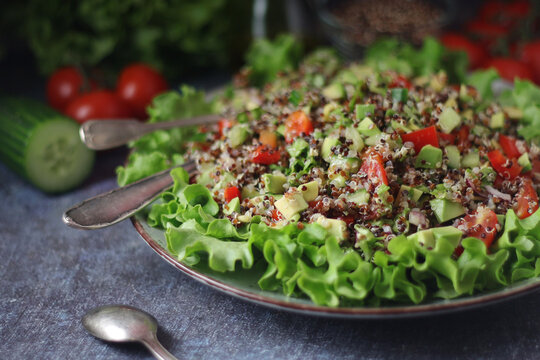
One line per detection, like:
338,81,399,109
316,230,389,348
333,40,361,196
505,1,531,20
457,206,499,248
438,132,456,145
466,20,508,38
487,150,522,180
388,75,412,90
499,134,525,159
455,125,471,150
477,1,505,22
224,186,241,203
514,177,539,219
252,145,281,165
284,110,313,143
440,33,487,69
259,130,278,148
271,209,284,221
360,152,388,187
483,58,534,82
400,126,439,154
218,118,235,138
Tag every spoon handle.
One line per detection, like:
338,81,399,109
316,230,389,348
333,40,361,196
80,114,221,150
63,161,196,229
141,335,179,360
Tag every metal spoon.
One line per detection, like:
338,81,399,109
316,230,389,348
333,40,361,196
82,304,178,360
63,160,196,230
80,114,221,150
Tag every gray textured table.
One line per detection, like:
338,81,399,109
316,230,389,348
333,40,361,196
2,151,540,360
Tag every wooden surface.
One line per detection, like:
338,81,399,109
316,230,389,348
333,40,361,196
2,152,540,360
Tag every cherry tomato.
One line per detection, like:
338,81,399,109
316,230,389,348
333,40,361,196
46,67,87,112
400,126,439,154
224,186,241,203
284,110,313,143
65,90,133,124
116,63,168,119
519,41,540,84
457,206,499,248
440,33,487,69
483,58,534,82
514,177,539,219
388,75,412,90
252,145,281,165
499,134,525,159
259,130,278,148
360,152,388,188
487,149,522,180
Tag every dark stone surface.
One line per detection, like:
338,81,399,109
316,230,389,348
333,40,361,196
2,153,540,360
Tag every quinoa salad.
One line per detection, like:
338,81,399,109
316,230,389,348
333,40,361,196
117,46,540,307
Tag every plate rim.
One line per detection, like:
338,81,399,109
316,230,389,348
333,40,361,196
132,216,540,319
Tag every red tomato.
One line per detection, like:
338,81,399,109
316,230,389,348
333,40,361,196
46,67,86,112
224,186,241,203
116,63,168,119
455,125,471,150
284,110,313,143
438,132,456,145
499,134,525,159
487,150,522,180
466,20,508,38
477,1,505,22
338,216,355,226
388,75,412,90
519,41,540,84
65,90,133,124
440,33,487,69
252,145,281,165
483,58,534,82
505,1,531,20
360,152,388,187
514,177,539,219
271,209,284,221
217,118,235,138
400,126,439,154
457,207,499,248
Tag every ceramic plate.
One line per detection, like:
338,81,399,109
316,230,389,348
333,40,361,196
132,214,540,319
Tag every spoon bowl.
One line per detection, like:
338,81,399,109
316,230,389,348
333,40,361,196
82,304,178,360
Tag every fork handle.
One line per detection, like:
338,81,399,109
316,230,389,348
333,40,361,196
63,161,196,229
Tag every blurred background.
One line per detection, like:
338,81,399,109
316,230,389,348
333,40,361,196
1,0,538,95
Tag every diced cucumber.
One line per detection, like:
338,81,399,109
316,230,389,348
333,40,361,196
0,98,95,193
445,145,461,169
462,151,480,168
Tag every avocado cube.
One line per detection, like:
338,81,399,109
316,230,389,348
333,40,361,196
299,181,319,202
396,185,423,204
316,216,348,241
415,145,443,169
445,145,461,169
518,153,532,172
355,104,375,120
357,117,381,136
274,192,308,220
223,197,240,215
321,136,340,162
262,173,287,194
462,151,480,168
431,226,462,248
346,189,370,205
490,112,505,129
241,184,260,199
212,172,236,192
228,124,250,147
430,199,465,223
322,83,346,100
439,107,461,134
410,229,435,248
323,102,339,121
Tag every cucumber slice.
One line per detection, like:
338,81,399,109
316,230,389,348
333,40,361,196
0,98,94,193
